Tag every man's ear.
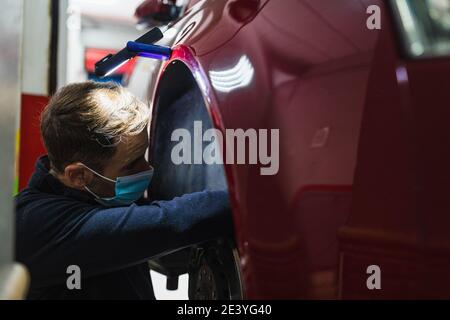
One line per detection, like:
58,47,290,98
64,164,93,190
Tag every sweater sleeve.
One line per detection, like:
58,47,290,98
17,190,234,287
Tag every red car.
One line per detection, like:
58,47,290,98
128,0,450,299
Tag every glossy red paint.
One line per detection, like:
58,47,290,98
152,0,450,298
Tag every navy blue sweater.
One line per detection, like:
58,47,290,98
15,156,233,299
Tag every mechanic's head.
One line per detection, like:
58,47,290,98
40,81,151,199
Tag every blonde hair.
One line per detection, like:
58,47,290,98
41,81,150,173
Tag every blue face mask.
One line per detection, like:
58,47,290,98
81,164,154,207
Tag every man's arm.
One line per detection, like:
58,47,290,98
17,190,234,287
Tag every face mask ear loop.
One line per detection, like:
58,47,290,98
79,163,116,183
84,185,101,200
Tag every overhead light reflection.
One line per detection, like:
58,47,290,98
209,56,254,93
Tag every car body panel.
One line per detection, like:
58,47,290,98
144,0,450,299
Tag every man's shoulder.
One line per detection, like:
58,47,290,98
16,186,82,209
15,186,97,228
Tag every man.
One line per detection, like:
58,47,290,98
15,81,233,300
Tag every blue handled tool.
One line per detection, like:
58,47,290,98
126,41,172,60
94,27,172,78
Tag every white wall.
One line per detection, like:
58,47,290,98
21,0,51,95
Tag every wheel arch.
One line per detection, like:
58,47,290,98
147,47,246,299
149,46,241,229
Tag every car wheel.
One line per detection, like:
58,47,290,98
188,239,243,300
